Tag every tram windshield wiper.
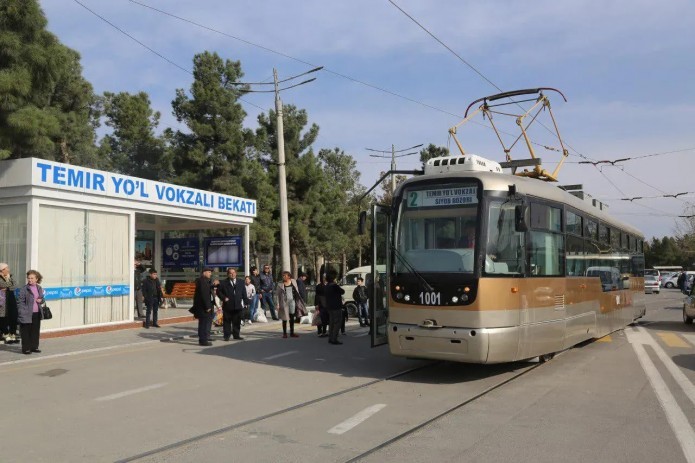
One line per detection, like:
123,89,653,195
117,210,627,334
392,245,434,292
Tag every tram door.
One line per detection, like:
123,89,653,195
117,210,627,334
371,205,390,347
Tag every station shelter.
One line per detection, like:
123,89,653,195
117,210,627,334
0,158,256,333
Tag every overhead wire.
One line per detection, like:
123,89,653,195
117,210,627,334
383,0,695,219
72,0,267,112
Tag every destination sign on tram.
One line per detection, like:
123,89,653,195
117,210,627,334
407,186,478,208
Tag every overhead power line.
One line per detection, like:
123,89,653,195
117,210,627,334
73,0,266,112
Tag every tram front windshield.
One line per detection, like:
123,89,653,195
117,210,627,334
395,184,479,273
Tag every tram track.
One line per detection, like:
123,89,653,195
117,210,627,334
343,358,547,463
115,361,440,462
118,351,557,463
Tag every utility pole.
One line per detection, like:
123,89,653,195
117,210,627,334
274,68,291,272
227,66,322,273
367,143,423,194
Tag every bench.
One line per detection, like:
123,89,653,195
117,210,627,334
163,282,196,308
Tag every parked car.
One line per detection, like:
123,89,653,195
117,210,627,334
684,293,695,324
644,269,661,287
663,272,680,289
644,275,660,294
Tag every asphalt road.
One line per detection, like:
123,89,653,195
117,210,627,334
1,290,693,463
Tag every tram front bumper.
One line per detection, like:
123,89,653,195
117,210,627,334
387,323,520,364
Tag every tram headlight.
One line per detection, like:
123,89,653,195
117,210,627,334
461,294,469,302
404,294,411,302
451,296,459,303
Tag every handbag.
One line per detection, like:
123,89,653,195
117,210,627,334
41,302,53,320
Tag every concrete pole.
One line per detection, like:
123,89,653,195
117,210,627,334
391,144,396,194
274,68,291,272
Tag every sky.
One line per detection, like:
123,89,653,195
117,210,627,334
39,0,695,240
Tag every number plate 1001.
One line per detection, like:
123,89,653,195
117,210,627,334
418,291,441,305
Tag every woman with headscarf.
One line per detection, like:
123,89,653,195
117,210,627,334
0,262,19,345
17,270,46,355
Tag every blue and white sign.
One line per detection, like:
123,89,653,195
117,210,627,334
43,284,130,301
407,186,478,208
31,159,256,217
162,238,200,268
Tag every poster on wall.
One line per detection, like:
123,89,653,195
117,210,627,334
203,236,242,268
135,239,154,266
162,238,199,268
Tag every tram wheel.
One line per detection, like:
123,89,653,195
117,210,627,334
538,353,555,363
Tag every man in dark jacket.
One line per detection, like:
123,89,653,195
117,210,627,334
352,277,370,327
324,272,345,345
259,264,278,320
677,272,686,292
193,268,215,346
142,269,163,328
217,267,249,341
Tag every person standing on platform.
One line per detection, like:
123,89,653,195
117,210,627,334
133,260,145,319
142,269,163,329
244,275,256,324
353,277,370,327
275,271,305,338
193,268,215,346
0,262,19,345
260,264,278,320
17,270,45,355
250,266,261,320
315,275,329,337
218,268,249,341
324,272,345,345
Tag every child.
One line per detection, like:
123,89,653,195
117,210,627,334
244,275,256,324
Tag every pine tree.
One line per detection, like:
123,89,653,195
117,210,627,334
0,0,98,164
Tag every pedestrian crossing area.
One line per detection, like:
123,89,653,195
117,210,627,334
597,331,695,348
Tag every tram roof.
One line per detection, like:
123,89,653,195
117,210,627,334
397,169,643,238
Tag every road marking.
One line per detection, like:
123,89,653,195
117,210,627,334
657,332,691,348
328,404,387,435
682,334,695,347
263,351,298,361
626,328,695,462
0,340,160,368
95,383,167,402
596,335,612,342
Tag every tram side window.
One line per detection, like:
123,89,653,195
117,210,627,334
585,219,598,241
566,210,582,236
528,203,564,276
485,201,525,275
566,234,585,276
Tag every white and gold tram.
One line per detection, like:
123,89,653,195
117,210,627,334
368,154,646,363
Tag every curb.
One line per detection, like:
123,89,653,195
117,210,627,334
41,316,196,339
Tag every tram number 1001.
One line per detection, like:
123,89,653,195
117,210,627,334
418,291,441,305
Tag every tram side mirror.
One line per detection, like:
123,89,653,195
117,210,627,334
514,205,528,232
358,210,367,235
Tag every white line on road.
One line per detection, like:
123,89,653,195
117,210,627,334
626,329,695,462
263,351,298,361
328,404,387,435
352,332,370,338
682,333,695,347
0,340,160,367
95,383,167,402
630,327,695,409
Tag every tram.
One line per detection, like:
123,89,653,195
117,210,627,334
364,89,646,363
